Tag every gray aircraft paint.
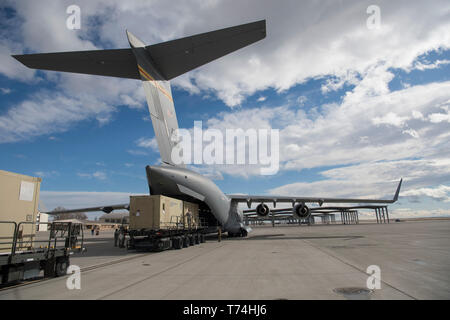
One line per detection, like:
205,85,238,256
14,20,401,235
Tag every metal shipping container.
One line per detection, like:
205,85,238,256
0,170,41,253
129,195,184,230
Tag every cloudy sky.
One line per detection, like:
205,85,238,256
0,0,449,219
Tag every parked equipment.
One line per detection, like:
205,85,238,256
127,195,206,251
0,221,84,285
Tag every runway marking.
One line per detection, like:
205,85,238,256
80,253,151,273
0,278,43,292
97,244,225,299
301,238,418,300
0,253,154,293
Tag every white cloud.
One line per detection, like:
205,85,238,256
428,108,450,123
77,171,107,180
402,185,450,202
136,137,159,152
321,71,360,94
93,171,107,180
373,112,409,128
0,91,114,143
297,95,307,106
34,170,59,178
0,87,11,94
268,158,450,200
186,79,450,177
127,149,149,156
413,59,450,71
0,0,449,134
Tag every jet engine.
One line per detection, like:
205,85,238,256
293,203,310,219
255,203,270,217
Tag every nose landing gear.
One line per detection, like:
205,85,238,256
228,228,248,238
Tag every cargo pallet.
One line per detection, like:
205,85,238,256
0,221,84,285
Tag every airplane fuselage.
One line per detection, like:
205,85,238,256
146,165,246,234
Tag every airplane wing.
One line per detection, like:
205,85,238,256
44,203,129,215
243,205,384,217
228,179,402,208
243,207,338,214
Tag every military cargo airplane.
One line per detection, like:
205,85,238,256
13,20,402,236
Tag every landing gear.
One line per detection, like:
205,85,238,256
228,229,248,238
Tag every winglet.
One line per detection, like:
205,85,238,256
393,178,402,202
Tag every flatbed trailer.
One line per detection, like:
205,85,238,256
125,195,211,251
0,221,84,285
127,225,208,251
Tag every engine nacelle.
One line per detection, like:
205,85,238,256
293,203,310,219
256,203,270,217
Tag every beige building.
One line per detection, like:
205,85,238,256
0,170,41,252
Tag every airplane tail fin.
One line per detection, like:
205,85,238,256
12,20,267,166
126,30,145,48
126,30,181,166
125,20,266,166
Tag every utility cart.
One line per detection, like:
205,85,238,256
0,221,84,285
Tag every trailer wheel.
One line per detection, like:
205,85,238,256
182,236,189,248
172,237,182,250
55,257,69,277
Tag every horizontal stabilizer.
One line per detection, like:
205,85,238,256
146,19,266,80
13,49,140,79
13,20,266,81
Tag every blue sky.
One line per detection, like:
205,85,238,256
1,1,449,219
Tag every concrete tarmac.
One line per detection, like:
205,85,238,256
1,220,449,299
